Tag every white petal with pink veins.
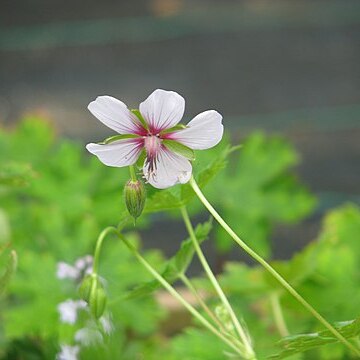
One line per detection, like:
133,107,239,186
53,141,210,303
143,148,192,189
139,89,185,133
169,110,223,150
86,139,143,167
88,96,142,134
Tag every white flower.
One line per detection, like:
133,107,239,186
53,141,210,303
86,89,224,189
56,345,80,360
74,255,93,274
57,299,87,324
56,256,93,281
75,327,103,346
57,262,80,280
100,314,114,334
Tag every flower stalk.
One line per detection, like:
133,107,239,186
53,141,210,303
117,229,248,357
189,176,360,356
83,227,117,319
180,206,255,359
179,273,226,332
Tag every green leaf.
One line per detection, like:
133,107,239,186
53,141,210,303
125,219,212,299
169,327,227,359
144,138,236,214
269,318,360,359
3,251,63,338
207,132,316,257
180,144,240,203
173,218,213,273
162,139,195,161
0,162,34,187
144,188,183,213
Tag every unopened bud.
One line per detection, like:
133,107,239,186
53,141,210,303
78,274,94,302
78,274,107,319
124,179,146,220
90,287,107,319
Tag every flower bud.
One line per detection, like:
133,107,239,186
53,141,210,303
90,287,107,319
78,274,94,302
124,179,146,221
78,274,107,319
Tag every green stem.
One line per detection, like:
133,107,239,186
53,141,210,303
179,273,225,332
179,274,247,353
129,165,137,182
189,176,360,356
180,206,255,359
270,292,289,337
118,231,245,356
92,226,118,274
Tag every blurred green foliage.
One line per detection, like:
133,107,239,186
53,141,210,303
183,204,360,359
0,118,165,358
202,133,316,257
0,117,358,359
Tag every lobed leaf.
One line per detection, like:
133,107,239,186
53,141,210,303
269,318,360,359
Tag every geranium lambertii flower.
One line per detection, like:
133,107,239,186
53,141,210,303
86,89,224,189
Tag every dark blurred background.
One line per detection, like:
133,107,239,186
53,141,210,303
1,0,359,261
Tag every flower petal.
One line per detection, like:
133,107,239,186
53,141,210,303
88,96,143,135
168,110,223,150
57,345,80,360
86,139,143,167
143,147,192,189
139,89,185,133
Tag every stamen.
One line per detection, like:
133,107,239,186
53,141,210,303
144,135,162,181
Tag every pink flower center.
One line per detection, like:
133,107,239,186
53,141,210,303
144,134,162,178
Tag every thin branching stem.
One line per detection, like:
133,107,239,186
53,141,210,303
181,206,256,359
189,176,360,357
118,230,246,356
179,273,225,331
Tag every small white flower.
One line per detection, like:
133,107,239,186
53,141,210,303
58,299,87,324
56,345,80,360
74,255,93,273
86,89,224,189
100,314,114,334
57,256,93,281
75,327,103,346
57,262,80,280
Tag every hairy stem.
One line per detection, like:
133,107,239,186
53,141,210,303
129,165,137,182
180,206,255,358
92,226,118,274
189,176,360,356
179,273,225,332
118,230,245,356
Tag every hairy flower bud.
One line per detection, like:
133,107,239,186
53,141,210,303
124,179,146,220
90,287,107,319
78,274,93,302
78,274,107,319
